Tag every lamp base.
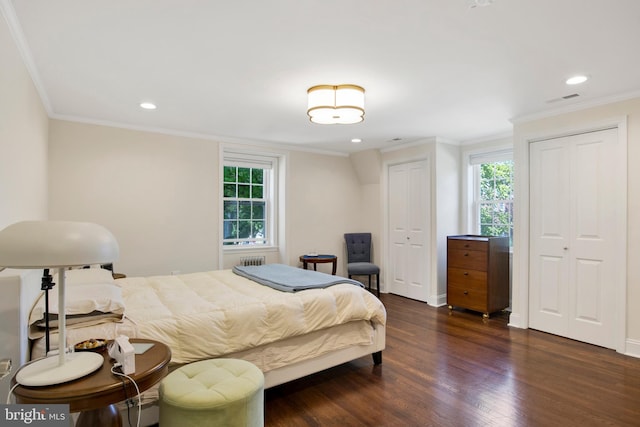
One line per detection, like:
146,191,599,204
16,352,103,386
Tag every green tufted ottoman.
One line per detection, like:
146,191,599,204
159,358,264,427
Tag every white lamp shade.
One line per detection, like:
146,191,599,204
307,85,336,110
307,84,365,124
0,221,119,268
0,220,119,386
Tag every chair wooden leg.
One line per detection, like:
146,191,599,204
375,274,380,297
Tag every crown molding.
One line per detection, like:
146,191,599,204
50,113,351,158
0,0,53,114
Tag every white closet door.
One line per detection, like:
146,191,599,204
529,128,619,348
388,160,430,301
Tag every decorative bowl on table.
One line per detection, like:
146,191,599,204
74,338,108,352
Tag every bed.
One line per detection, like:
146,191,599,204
27,265,387,391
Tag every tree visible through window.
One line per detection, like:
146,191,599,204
478,161,514,244
223,166,267,245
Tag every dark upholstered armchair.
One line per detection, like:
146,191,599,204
344,233,380,296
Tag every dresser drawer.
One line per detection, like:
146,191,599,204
447,238,488,253
447,284,487,312
447,249,488,271
447,267,487,291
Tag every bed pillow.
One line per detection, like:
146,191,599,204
34,311,123,328
29,282,125,328
55,267,115,286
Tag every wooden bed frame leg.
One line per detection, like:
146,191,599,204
372,351,382,365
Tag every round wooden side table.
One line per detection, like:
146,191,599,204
299,254,338,275
11,338,171,427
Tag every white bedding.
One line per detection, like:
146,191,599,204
30,269,386,368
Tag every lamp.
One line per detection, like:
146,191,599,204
0,220,119,386
307,84,365,124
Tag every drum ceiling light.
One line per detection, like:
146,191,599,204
307,84,365,124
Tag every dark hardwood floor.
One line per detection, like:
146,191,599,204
265,293,640,427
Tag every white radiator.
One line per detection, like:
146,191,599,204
239,256,265,266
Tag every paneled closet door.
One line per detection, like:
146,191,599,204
388,160,430,302
529,128,619,349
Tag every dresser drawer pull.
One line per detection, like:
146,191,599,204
464,252,469,256
463,290,469,295
463,272,469,276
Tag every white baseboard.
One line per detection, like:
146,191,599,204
427,293,447,307
507,311,525,328
624,338,640,358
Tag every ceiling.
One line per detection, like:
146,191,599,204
5,0,640,154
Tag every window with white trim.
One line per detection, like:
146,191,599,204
470,149,514,245
222,152,278,247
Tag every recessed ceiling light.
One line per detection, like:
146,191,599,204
140,102,157,110
351,138,362,143
469,0,494,8
566,75,589,85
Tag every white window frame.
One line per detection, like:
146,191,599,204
221,149,279,250
462,146,513,243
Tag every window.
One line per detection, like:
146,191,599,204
469,149,514,245
222,152,278,247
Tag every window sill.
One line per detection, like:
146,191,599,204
223,246,278,253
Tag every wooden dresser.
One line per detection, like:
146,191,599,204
447,235,509,318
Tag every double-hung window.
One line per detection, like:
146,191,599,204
469,149,514,245
222,151,278,247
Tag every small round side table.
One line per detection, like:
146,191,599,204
299,254,337,275
12,338,171,427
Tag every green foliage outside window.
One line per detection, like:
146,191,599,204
223,166,267,245
479,161,514,244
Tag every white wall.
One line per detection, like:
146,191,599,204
48,120,365,278
48,120,220,277
0,10,48,229
434,142,461,301
0,10,48,402
283,150,364,276
348,149,383,268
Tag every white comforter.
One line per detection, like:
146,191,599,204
117,269,386,364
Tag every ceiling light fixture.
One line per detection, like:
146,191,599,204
307,84,365,124
140,102,157,110
351,138,362,143
566,75,589,85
